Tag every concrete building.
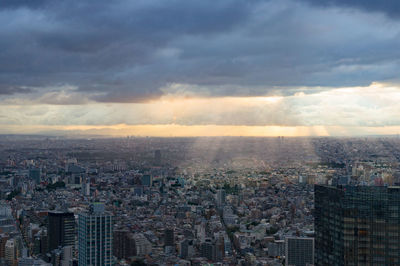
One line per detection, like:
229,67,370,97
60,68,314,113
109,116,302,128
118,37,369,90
5,238,15,266
132,233,152,257
268,240,285,257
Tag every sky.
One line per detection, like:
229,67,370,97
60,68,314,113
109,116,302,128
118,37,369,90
1,0,400,136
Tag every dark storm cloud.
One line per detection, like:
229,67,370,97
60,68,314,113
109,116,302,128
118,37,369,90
300,0,400,18
1,0,400,102
0,0,256,100
0,0,51,9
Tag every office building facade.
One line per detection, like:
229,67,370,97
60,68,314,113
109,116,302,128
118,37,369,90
113,229,135,259
47,212,75,252
29,168,41,184
164,229,174,247
141,175,152,187
78,203,113,266
217,189,226,207
315,185,400,265
285,237,314,266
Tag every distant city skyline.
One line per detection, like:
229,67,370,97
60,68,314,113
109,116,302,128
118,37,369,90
3,133,400,264
1,1,400,136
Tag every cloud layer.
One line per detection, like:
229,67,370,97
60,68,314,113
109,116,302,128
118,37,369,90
1,0,400,103
1,0,400,135
301,0,400,18
1,83,400,129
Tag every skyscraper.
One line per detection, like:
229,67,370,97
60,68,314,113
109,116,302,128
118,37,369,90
179,239,190,259
141,175,152,187
78,203,113,266
315,185,400,265
164,229,174,247
215,235,225,261
217,189,226,207
113,229,135,260
201,239,215,261
47,212,75,252
285,237,314,266
29,168,41,184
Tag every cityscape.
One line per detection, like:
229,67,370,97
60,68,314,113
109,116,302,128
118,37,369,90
1,0,400,265
0,136,399,265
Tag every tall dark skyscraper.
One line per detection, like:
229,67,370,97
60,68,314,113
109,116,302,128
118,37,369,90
315,185,400,265
47,212,75,252
164,229,174,247
201,239,215,261
285,237,314,266
113,229,135,260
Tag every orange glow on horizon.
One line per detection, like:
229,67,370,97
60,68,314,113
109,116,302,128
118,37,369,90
0,124,330,137
60,124,331,137
1,124,400,137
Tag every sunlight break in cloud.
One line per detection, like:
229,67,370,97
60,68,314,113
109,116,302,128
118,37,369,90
1,82,400,136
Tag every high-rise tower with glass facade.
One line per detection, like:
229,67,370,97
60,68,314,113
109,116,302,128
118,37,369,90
48,212,75,252
78,203,113,266
315,185,400,265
